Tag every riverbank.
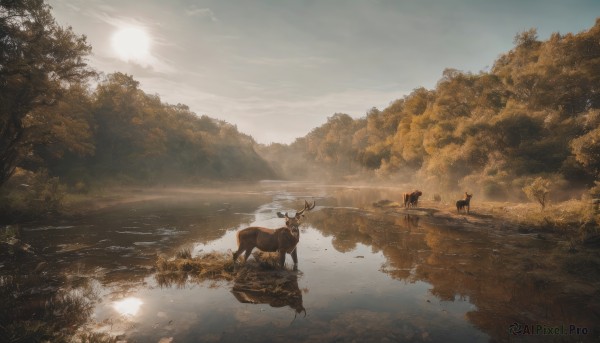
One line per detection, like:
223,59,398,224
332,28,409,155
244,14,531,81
373,197,600,246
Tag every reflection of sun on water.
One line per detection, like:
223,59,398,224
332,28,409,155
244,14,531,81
113,297,143,316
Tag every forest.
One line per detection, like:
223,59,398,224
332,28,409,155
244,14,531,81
0,1,275,219
2,0,600,220
259,21,600,203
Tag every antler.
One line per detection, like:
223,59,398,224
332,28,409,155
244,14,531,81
295,200,316,216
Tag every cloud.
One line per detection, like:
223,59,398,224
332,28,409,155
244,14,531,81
185,6,218,22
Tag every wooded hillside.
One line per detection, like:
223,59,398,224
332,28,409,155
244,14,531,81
0,1,274,192
259,20,600,200
0,1,274,219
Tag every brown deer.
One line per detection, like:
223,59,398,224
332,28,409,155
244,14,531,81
403,190,423,208
456,192,473,214
233,200,316,270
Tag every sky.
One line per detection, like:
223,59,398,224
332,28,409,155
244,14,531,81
47,0,600,144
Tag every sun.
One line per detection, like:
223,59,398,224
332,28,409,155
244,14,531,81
111,26,151,62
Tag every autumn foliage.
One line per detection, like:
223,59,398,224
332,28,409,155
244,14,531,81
261,20,600,200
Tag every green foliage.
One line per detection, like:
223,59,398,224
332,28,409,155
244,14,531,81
523,177,552,210
0,0,94,187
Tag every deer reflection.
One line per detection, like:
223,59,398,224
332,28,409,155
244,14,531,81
231,270,306,317
404,214,420,230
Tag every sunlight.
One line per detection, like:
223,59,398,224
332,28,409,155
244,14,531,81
113,297,143,316
111,26,151,62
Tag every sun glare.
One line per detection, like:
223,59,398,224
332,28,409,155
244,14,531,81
111,27,151,62
113,297,143,316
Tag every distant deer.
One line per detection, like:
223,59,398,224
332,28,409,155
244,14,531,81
403,190,423,208
233,200,316,270
456,192,473,214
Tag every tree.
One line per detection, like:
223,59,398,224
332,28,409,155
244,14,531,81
513,28,539,48
522,177,551,210
0,0,94,187
571,127,600,177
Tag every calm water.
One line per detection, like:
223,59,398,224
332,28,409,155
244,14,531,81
3,182,598,342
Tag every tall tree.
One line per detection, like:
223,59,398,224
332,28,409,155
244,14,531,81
0,0,94,186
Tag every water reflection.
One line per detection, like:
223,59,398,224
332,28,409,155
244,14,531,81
0,264,101,342
307,203,600,342
3,184,599,342
113,296,143,316
232,270,305,316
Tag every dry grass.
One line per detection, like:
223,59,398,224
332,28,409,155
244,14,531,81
476,199,599,238
155,249,293,289
157,251,234,278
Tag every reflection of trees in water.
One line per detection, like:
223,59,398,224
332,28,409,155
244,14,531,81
309,207,600,342
308,208,428,279
0,259,110,342
417,223,600,341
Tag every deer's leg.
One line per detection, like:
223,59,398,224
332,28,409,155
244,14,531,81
278,250,286,268
243,248,253,262
233,247,244,262
291,248,298,271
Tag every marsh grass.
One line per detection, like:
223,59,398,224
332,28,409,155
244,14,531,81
0,272,98,343
0,225,19,242
155,249,305,315
155,249,296,291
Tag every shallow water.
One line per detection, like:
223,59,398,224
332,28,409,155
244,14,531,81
2,182,598,342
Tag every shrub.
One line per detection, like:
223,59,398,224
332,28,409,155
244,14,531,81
523,177,552,210
0,169,66,221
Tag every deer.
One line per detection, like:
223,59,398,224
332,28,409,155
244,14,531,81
403,190,423,208
233,200,316,270
456,192,473,214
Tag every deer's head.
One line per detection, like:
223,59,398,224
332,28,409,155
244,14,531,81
277,200,316,236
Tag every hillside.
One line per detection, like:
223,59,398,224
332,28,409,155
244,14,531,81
258,20,600,201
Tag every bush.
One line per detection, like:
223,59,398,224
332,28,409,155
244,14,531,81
0,169,66,221
523,177,552,210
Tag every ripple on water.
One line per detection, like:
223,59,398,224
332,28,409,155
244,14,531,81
116,230,153,235
155,228,186,236
24,225,75,231
133,242,157,246
106,246,136,251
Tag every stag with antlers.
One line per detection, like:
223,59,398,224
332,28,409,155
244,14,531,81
233,200,316,270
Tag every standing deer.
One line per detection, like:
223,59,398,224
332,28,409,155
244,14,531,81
403,190,423,208
233,200,316,270
456,192,473,214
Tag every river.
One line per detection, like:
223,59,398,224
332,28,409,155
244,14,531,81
1,181,598,342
